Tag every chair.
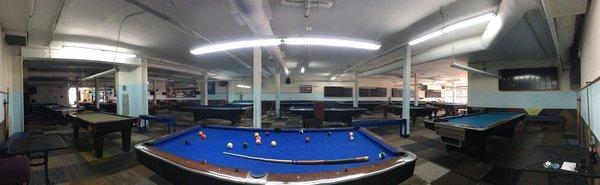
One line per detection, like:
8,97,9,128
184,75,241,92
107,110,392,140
0,132,31,185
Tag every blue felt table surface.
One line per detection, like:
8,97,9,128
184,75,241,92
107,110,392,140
150,126,397,174
444,112,522,128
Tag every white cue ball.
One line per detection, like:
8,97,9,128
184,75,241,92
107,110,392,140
227,142,233,149
271,140,277,147
350,136,354,140
349,132,354,136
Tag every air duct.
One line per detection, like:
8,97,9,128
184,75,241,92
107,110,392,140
230,0,287,74
359,0,540,77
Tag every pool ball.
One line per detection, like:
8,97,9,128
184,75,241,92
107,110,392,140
254,132,260,137
200,134,207,139
256,139,262,145
270,140,277,147
299,129,304,134
243,142,248,149
304,136,310,143
349,132,354,136
349,136,354,141
378,152,386,159
198,131,204,135
184,138,190,145
227,142,234,149
256,136,262,140
327,131,332,136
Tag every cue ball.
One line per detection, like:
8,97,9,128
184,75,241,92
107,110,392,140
270,140,277,147
227,142,233,149
327,131,332,136
349,136,354,140
349,132,354,136
243,142,248,148
254,132,260,137
299,129,304,134
379,152,386,159
304,136,310,143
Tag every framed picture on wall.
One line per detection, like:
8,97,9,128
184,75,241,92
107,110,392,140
299,85,312,93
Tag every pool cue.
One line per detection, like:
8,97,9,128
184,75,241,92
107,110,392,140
223,152,369,165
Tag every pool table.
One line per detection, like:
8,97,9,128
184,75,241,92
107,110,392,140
180,104,252,125
424,112,526,158
135,125,416,185
336,101,383,112
288,106,366,125
69,112,139,158
379,104,436,122
428,102,467,116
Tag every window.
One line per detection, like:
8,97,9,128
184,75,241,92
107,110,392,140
442,86,467,103
391,88,403,97
359,87,387,97
324,86,352,97
299,85,312,93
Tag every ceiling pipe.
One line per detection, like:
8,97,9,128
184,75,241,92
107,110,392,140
330,0,495,78
123,0,255,71
360,0,540,77
229,0,288,75
48,0,69,46
80,68,119,81
28,71,87,78
280,0,333,9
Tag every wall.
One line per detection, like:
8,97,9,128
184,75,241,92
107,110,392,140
116,60,148,117
29,85,70,105
468,59,577,109
0,26,25,135
580,0,600,85
225,77,429,102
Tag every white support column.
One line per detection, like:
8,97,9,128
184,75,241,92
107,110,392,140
402,46,412,137
414,73,419,106
275,73,281,119
202,71,208,105
95,78,100,109
253,47,262,128
353,72,359,107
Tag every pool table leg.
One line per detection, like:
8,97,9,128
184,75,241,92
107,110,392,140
93,135,104,158
72,120,79,139
121,130,131,151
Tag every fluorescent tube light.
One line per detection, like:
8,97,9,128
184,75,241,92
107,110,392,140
450,63,500,79
80,68,119,81
284,68,290,75
409,13,495,46
62,46,137,58
300,67,305,73
236,84,251,88
190,39,281,55
283,38,381,50
408,30,443,46
330,76,336,80
189,37,381,55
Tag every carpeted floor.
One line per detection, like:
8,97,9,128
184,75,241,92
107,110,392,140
20,110,590,185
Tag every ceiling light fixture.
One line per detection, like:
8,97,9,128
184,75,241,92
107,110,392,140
62,46,137,58
409,13,494,46
236,84,251,89
330,76,336,80
450,63,500,79
190,37,381,55
300,67,305,73
284,68,290,75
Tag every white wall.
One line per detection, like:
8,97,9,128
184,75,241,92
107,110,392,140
580,0,600,85
29,85,70,105
468,59,577,109
0,26,25,135
225,77,427,102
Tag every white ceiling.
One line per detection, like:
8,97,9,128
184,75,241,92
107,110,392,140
0,0,556,84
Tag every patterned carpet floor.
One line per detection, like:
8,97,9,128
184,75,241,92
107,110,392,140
20,110,590,185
